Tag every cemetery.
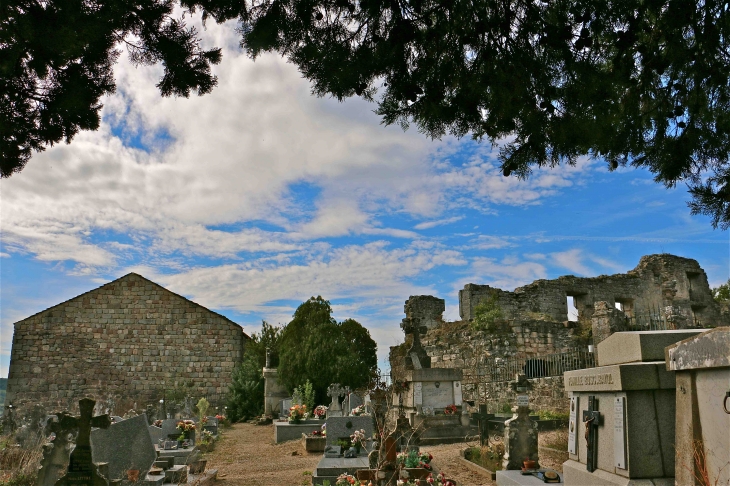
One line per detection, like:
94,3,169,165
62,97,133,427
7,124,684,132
0,253,729,485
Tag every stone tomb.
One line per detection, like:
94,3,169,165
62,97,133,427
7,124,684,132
562,330,703,486
666,327,730,486
311,416,374,485
398,368,472,444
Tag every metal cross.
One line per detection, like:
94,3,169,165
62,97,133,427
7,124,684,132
582,395,601,473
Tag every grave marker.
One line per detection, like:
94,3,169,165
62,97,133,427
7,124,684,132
567,396,579,455
54,398,111,486
613,397,626,470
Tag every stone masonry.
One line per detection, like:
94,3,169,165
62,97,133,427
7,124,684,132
5,273,249,416
391,254,726,412
459,254,721,325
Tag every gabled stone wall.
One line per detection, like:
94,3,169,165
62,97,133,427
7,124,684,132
5,273,248,416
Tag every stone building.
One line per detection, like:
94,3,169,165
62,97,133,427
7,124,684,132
390,254,726,412
5,273,249,416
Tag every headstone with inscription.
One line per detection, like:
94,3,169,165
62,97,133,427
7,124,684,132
562,330,700,486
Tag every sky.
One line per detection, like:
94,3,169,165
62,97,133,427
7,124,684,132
1,18,729,378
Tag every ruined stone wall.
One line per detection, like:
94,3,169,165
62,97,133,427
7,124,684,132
5,273,248,416
459,254,724,327
390,317,577,411
404,295,446,330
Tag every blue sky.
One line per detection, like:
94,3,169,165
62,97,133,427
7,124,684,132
1,19,729,378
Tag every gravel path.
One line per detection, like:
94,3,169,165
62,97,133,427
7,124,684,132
203,423,567,485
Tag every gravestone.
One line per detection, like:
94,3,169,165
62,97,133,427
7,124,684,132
147,418,181,444
54,398,111,486
347,393,363,415
202,416,218,436
562,330,697,485
326,384,345,418
324,416,374,447
91,414,156,482
279,398,292,417
502,391,539,470
666,327,730,486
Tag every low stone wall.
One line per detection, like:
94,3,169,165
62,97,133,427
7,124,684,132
274,420,324,443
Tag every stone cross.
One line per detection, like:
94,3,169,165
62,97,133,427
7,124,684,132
582,395,601,473
400,317,431,369
327,384,345,411
55,398,111,485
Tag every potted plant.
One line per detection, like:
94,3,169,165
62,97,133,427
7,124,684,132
523,457,537,470
176,419,196,441
351,404,368,416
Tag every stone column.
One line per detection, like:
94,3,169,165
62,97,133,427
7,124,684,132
591,301,628,349
263,367,288,416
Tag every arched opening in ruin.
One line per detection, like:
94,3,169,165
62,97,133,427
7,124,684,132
566,295,579,322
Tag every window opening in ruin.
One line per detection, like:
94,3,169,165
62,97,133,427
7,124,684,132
614,298,635,318
566,295,579,322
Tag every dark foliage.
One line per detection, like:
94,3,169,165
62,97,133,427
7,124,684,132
226,353,265,422
5,0,730,227
278,297,377,404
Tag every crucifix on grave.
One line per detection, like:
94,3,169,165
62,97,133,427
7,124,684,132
55,398,112,486
400,317,430,370
327,384,345,417
582,395,601,473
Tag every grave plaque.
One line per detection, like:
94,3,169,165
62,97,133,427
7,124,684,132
413,382,423,406
421,407,434,416
613,397,626,470
516,395,529,407
452,381,463,406
568,396,579,455
422,381,452,409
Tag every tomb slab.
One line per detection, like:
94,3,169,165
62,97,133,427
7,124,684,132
597,330,705,367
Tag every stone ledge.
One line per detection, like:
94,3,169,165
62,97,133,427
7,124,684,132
457,456,497,481
564,362,674,392
666,327,730,371
597,330,706,367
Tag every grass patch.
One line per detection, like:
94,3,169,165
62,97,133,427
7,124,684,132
537,410,570,422
464,443,504,472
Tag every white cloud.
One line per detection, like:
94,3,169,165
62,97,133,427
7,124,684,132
414,216,464,230
0,252,10,258
550,249,592,276
458,255,548,291
155,241,465,312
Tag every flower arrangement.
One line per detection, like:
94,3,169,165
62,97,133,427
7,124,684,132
444,404,458,415
215,414,225,420
350,428,366,451
153,420,163,428
289,404,308,423
314,405,328,418
335,473,358,485
176,420,196,433
396,472,455,486
351,404,368,416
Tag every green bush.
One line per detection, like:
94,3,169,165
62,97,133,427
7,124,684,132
226,353,264,422
471,292,505,332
